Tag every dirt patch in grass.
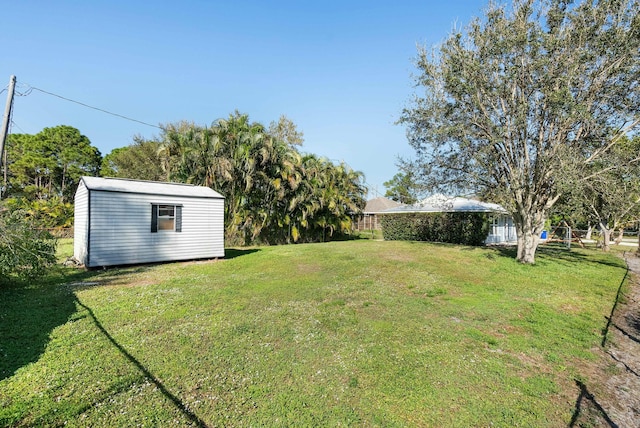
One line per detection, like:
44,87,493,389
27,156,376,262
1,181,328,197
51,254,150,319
296,263,322,275
381,251,416,263
559,303,581,314
569,252,640,427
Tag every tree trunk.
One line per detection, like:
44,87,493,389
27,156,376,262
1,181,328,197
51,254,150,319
516,227,541,264
585,224,593,240
599,221,611,252
614,228,624,245
514,208,545,264
60,165,67,201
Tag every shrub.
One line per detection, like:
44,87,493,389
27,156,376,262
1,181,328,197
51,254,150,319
3,197,74,228
380,212,490,246
0,208,57,283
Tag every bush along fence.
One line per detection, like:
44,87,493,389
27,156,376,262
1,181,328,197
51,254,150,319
380,212,490,246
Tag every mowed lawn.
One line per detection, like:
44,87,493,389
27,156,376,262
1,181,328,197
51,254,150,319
0,240,627,427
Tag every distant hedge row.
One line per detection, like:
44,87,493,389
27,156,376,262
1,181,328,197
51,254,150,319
380,212,490,246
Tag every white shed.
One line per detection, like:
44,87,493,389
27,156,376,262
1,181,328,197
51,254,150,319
74,176,225,267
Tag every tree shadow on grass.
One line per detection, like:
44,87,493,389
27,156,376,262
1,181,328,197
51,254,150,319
1,263,210,426
624,310,640,342
224,248,260,259
0,265,152,381
601,261,630,348
569,380,618,427
484,244,627,270
75,299,208,427
1,268,89,381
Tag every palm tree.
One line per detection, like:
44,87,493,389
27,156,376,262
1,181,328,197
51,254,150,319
213,112,274,244
155,113,366,245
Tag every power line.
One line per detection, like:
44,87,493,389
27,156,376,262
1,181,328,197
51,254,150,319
9,120,25,134
22,84,162,130
8,78,386,199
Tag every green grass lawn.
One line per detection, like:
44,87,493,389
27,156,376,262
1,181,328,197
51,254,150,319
55,237,74,262
0,240,627,427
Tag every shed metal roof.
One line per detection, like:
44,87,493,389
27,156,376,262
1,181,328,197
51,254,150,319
80,176,224,199
381,194,506,214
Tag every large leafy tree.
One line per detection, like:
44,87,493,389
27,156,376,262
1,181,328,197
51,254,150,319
268,115,305,147
3,126,100,229
1,133,32,198
384,170,420,205
5,133,55,200
579,135,640,251
6,125,101,201
101,137,165,181
400,0,640,263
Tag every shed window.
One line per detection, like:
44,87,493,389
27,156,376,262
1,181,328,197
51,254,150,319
151,204,182,233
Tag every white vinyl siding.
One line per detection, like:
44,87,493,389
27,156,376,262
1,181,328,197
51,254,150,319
485,214,517,244
74,177,224,267
73,181,89,264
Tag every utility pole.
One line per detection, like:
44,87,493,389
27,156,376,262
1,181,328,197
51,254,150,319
0,75,16,199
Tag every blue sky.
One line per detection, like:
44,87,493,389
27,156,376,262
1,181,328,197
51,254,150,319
3,0,487,197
